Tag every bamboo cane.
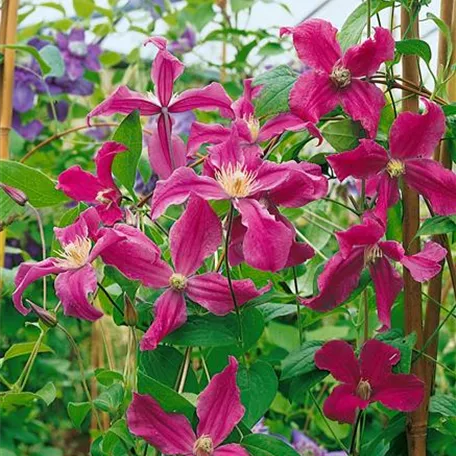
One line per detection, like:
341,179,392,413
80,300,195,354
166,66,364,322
401,7,427,456
424,0,454,400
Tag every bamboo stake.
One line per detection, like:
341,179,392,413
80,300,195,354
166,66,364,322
424,0,454,400
401,7,428,456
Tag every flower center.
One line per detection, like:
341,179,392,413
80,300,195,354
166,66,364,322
244,114,260,142
55,236,92,269
68,41,88,57
169,273,187,291
193,435,214,456
356,379,372,401
386,159,405,177
364,245,383,266
330,65,352,89
215,163,257,198
96,189,113,205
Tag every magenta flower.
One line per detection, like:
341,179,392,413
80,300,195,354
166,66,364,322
13,208,167,321
300,215,446,330
315,339,425,424
187,78,321,158
57,141,127,225
139,196,270,350
327,99,456,219
127,356,248,456
281,19,394,138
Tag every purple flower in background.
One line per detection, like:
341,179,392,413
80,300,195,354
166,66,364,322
145,111,196,138
12,112,43,141
47,100,69,122
251,418,270,435
168,26,197,55
13,66,45,113
85,125,112,141
291,430,347,456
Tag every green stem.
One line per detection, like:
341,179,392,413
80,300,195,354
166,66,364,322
323,197,360,216
15,330,46,391
367,0,372,37
97,281,124,315
349,411,363,455
177,347,192,394
292,266,303,346
0,373,12,389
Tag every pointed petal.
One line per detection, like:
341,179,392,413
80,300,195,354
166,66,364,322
228,215,246,267
150,167,227,219
170,196,222,276
323,384,369,424
370,373,424,412
197,356,245,446
369,256,403,330
390,99,445,159
127,392,195,454
13,259,63,315
95,141,127,188
340,79,385,138
404,158,456,215
290,72,339,124
299,248,365,312
235,199,294,272
401,241,446,282
54,207,101,246
232,78,256,118
96,203,123,226
207,130,248,170
57,166,102,203
327,139,388,181
342,27,395,77
55,265,103,321
253,161,296,194
186,272,271,315
214,444,250,456
314,340,360,384
170,82,234,119
280,19,341,73
378,240,404,262
140,289,187,351
372,173,400,224
187,122,230,157
87,86,161,123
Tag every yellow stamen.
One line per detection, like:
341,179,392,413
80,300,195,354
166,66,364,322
215,163,257,198
330,65,352,89
169,273,187,291
386,159,405,177
193,435,214,456
356,379,372,401
55,236,92,269
245,114,260,142
364,245,383,266
96,189,112,204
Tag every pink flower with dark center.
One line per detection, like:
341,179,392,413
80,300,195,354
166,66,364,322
12,208,162,321
281,19,394,138
187,78,321,158
150,132,328,272
139,196,270,350
87,37,233,178
127,356,249,456
57,141,127,225
315,339,425,424
327,99,456,220
300,215,446,330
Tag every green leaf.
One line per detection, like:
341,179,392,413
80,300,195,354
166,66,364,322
426,13,452,69
231,0,255,13
95,369,124,386
242,434,300,456
100,50,122,67
376,330,417,373
0,190,24,225
396,39,432,64
94,383,124,413
252,65,297,117
73,0,95,18
103,419,135,454
281,340,324,380
0,160,68,207
415,215,456,238
322,119,361,152
258,42,283,57
237,361,278,427
40,2,66,15
429,394,456,417
68,402,92,428
112,110,143,195
257,303,297,322
39,45,65,78
35,382,56,405
0,44,50,74
442,104,456,116
289,370,329,403
3,342,54,361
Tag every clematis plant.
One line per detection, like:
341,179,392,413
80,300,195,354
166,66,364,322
314,339,425,424
127,356,249,456
281,19,394,138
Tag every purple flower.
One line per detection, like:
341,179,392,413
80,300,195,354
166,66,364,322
168,27,197,55
13,66,45,113
47,100,69,122
291,430,347,456
84,125,111,141
12,112,43,141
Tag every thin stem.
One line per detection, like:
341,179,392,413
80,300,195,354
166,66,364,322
301,214,335,237
29,205,47,309
15,330,46,391
349,411,363,455
142,443,149,456
363,289,369,343
99,318,115,371
302,208,344,231
323,197,360,216
200,349,211,383
97,282,124,315
295,230,328,261
0,373,12,389
292,266,303,346
177,347,192,394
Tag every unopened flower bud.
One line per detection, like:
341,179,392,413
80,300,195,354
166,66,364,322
27,300,58,328
124,294,138,327
0,184,28,206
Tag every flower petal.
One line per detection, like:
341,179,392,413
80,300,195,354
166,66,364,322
232,78,256,118
339,79,385,138
87,86,161,123
197,356,245,446
127,392,195,454
290,72,339,124
404,158,456,215
170,82,234,119
280,19,341,73
170,196,222,276
140,289,187,351
314,340,360,384
327,139,388,181
186,272,271,315
54,207,101,246
150,167,227,219
401,241,446,282
57,166,102,203
372,173,400,224
390,99,445,160
55,265,103,321
94,141,127,189
187,122,231,157
235,199,294,272
214,444,250,456
323,384,369,424
228,215,247,267
342,27,395,77
369,256,403,330
378,240,404,262
96,203,123,226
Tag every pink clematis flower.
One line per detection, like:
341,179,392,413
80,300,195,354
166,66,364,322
127,356,249,456
327,99,456,220
281,19,394,138
300,215,446,330
57,141,127,225
187,78,321,158
315,339,425,424
140,196,270,350
150,132,328,272
87,37,233,178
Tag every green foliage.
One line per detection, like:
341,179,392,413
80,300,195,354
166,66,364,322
242,434,301,456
